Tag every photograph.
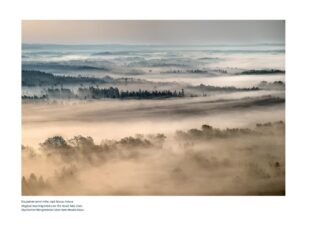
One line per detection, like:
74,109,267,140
21,20,285,195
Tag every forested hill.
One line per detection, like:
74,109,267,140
22,70,110,86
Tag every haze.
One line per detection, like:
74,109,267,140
22,20,285,45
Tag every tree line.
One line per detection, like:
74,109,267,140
22,86,185,100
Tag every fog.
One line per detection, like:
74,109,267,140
22,94,285,195
141,74,285,87
22,43,285,195
22,92,284,146
22,122,284,195
22,44,285,78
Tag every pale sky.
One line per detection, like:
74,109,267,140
22,20,285,45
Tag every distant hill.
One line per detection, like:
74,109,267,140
257,81,285,90
22,70,109,86
188,84,259,92
238,69,285,75
22,62,107,71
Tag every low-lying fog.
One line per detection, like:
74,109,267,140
22,121,285,195
22,92,285,196
22,44,285,195
22,91,284,146
135,74,285,87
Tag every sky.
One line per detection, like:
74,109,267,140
22,20,285,45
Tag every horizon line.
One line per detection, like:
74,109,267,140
22,42,285,46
